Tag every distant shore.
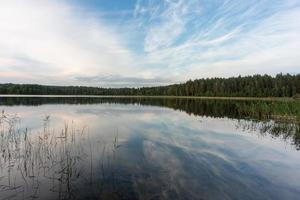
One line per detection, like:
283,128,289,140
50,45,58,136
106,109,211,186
0,94,297,101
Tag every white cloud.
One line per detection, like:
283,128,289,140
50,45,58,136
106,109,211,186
135,0,300,80
0,0,299,86
0,0,141,85
135,0,201,53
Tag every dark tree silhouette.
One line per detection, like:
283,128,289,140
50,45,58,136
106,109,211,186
0,73,299,97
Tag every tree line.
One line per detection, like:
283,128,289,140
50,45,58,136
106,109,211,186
0,73,299,97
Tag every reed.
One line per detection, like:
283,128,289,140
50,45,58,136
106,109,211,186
0,111,121,199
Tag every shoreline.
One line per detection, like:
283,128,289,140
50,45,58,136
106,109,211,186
0,94,296,101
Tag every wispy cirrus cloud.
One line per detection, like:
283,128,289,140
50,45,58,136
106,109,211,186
134,0,300,79
0,0,299,86
134,0,202,52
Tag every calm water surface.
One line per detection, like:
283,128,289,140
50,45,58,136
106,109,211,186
0,97,299,200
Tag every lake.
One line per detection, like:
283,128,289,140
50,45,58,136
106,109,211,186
0,97,299,200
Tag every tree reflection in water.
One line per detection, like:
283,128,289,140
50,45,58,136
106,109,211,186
1,96,299,148
0,97,299,199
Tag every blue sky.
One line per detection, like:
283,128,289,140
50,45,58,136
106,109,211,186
0,0,299,87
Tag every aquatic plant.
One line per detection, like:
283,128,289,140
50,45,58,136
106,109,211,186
0,112,122,199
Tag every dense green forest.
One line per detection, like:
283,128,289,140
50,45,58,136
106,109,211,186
0,73,299,97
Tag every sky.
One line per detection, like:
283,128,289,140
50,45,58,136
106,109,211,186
0,0,299,87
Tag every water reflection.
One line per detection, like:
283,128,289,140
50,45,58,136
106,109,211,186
0,97,299,199
1,97,299,149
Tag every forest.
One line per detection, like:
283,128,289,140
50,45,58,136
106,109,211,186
0,73,299,97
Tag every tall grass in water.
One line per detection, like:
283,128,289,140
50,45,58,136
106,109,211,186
234,100,300,122
236,119,300,150
232,101,300,149
0,111,120,200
